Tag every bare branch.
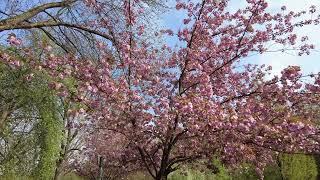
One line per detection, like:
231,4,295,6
0,0,77,25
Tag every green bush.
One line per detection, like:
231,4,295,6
126,154,318,180
280,154,318,180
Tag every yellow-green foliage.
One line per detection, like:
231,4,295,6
232,154,318,180
232,163,283,180
169,169,216,180
0,175,35,180
168,158,231,180
126,171,153,180
0,173,84,180
280,154,318,180
126,154,319,180
264,164,282,180
126,158,231,180
58,173,86,180
35,98,63,180
0,51,63,180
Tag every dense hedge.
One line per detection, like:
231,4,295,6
280,154,318,180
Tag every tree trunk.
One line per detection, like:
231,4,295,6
98,156,104,180
54,168,60,180
155,168,170,180
155,173,168,180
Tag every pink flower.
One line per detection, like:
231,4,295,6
7,33,22,46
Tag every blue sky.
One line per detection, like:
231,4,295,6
160,0,320,76
1,0,319,77
256,0,320,76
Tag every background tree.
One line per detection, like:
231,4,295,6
0,45,63,179
0,40,84,179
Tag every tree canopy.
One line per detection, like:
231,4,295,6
0,0,320,180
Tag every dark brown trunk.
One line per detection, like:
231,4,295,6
156,153,169,180
53,168,60,180
155,173,168,180
98,156,104,180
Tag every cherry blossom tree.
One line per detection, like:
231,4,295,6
2,0,320,180
72,130,136,180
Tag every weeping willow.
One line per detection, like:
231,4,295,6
35,95,63,180
0,50,63,179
